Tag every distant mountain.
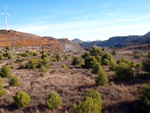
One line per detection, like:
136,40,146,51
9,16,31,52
72,38,84,44
79,32,150,48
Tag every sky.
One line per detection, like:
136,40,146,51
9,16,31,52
0,0,150,41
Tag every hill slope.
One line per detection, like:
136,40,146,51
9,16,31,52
0,30,81,52
72,38,84,44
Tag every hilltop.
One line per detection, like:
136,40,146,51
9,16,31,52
79,31,150,48
0,30,81,52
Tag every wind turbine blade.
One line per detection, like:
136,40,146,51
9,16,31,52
0,13,4,15
7,13,11,17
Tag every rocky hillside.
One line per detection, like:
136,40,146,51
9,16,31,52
0,30,81,52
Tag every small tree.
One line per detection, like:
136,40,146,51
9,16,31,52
94,55,102,64
26,59,39,69
143,60,150,72
84,56,97,68
81,51,91,59
33,52,38,56
7,53,14,60
89,47,103,56
114,63,133,80
112,50,117,55
9,76,20,87
64,56,69,60
56,53,62,61
109,62,118,71
0,65,12,78
13,90,31,108
95,72,108,86
46,92,62,109
134,54,141,59
103,58,110,66
0,77,5,97
72,56,84,65
62,64,67,68
92,62,103,74
40,65,47,72
0,54,4,60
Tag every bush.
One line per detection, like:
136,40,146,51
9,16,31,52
51,58,57,62
0,77,5,97
138,85,150,113
64,56,69,60
42,52,48,59
22,53,30,57
143,60,150,72
5,46,10,50
84,56,97,68
94,55,102,64
33,52,38,56
0,54,4,60
42,57,50,68
89,47,103,56
72,56,84,65
9,76,20,87
26,59,39,69
70,89,103,113
62,64,66,68
95,71,108,86
92,62,103,74
46,92,62,109
40,65,47,72
81,51,91,59
133,51,140,54
102,47,107,51
117,58,131,65
134,54,141,59
0,65,12,78
103,58,110,66
17,54,21,59
102,53,113,61
5,52,14,60
13,90,31,108
131,62,136,67
136,63,143,68
56,53,62,61
112,50,117,55
114,63,133,80
109,62,118,71
19,62,25,69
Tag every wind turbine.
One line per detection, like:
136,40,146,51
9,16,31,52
0,6,11,30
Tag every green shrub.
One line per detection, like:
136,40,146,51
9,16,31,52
136,63,143,68
40,65,47,72
114,63,133,80
19,62,25,69
109,62,118,71
92,62,103,74
94,55,102,64
102,53,113,61
117,58,131,65
13,90,31,108
42,52,48,59
26,59,39,69
46,92,62,109
112,50,117,55
22,53,30,57
5,46,10,50
56,53,62,61
0,77,5,97
142,60,150,72
42,57,50,68
70,89,103,113
84,56,97,68
133,51,140,54
64,56,69,60
33,52,38,56
9,76,20,87
0,65,12,78
131,62,136,67
81,51,91,59
17,54,21,59
7,53,14,60
134,54,141,59
51,58,57,62
0,54,4,60
95,72,108,86
102,47,107,51
28,51,33,56
62,64,67,68
89,47,103,56
72,56,84,66
138,85,150,113
103,58,110,66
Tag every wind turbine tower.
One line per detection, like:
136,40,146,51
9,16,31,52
0,6,11,30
